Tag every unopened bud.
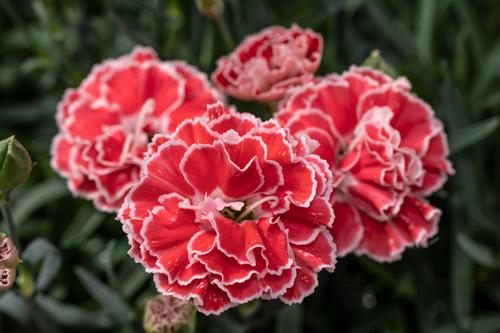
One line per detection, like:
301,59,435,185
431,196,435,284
0,267,15,292
195,0,224,19
361,50,398,78
144,295,196,333
0,136,32,191
0,234,19,268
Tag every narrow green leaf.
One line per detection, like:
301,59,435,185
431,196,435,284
275,304,303,333
74,266,134,325
23,238,62,291
456,234,498,269
211,314,246,333
119,261,150,299
97,239,118,289
472,314,500,333
416,0,435,64
23,238,58,265
0,292,30,324
365,1,415,56
449,117,499,154
199,19,214,70
61,207,106,248
36,253,62,291
435,314,500,333
13,179,68,226
28,300,63,333
452,243,474,330
35,295,113,330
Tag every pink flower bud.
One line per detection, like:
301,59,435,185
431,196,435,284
0,267,15,292
0,234,19,268
143,295,195,333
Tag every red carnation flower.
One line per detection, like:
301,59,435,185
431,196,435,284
119,103,335,314
276,66,454,262
212,24,322,103
51,47,222,212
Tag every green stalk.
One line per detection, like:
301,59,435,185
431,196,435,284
0,190,21,254
215,17,235,52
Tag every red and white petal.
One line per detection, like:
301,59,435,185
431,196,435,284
277,160,317,207
357,86,435,156
173,118,218,146
256,218,293,274
355,212,407,262
104,63,183,118
212,215,264,265
180,142,264,198
329,200,364,257
281,197,334,244
392,196,440,246
291,230,336,272
280,266,318,305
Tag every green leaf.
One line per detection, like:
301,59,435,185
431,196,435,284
275,304,303,333
0,292,30,324
416,0,436,64
118,261,149,299
472,314,500,333
13,179,68,226
97,239,118,288
365,2,415,56
456,234,499,269
23,238,61,292
449,117,499,154
452,242,474,330
35,295,113,330
211,314,246,333
435,314,500,333
28,300,63,333
61,206,106,248
74,266,134,325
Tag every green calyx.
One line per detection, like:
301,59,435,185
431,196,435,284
361,49,398,78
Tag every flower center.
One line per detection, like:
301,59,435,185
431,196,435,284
197,196,279,224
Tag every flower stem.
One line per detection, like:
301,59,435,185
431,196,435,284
0,190,21,254
215,17,235,52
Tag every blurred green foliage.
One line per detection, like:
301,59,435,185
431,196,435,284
1,0,500,332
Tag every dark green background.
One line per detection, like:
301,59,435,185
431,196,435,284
1,0,499,332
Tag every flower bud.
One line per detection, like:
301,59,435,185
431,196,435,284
144,295,196,333
0,234,19,268
0,267,15,292
195,0,224,19
361,50,397,78
0,136,32,191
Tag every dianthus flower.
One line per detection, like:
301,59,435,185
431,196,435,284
212,25,322,103
119,103,336,314
51,47,222,211
276,67,454,261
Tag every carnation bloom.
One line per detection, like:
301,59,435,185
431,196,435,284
276,66,454,262
51,47,222,212
212,25,322,103
119,103,336,315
